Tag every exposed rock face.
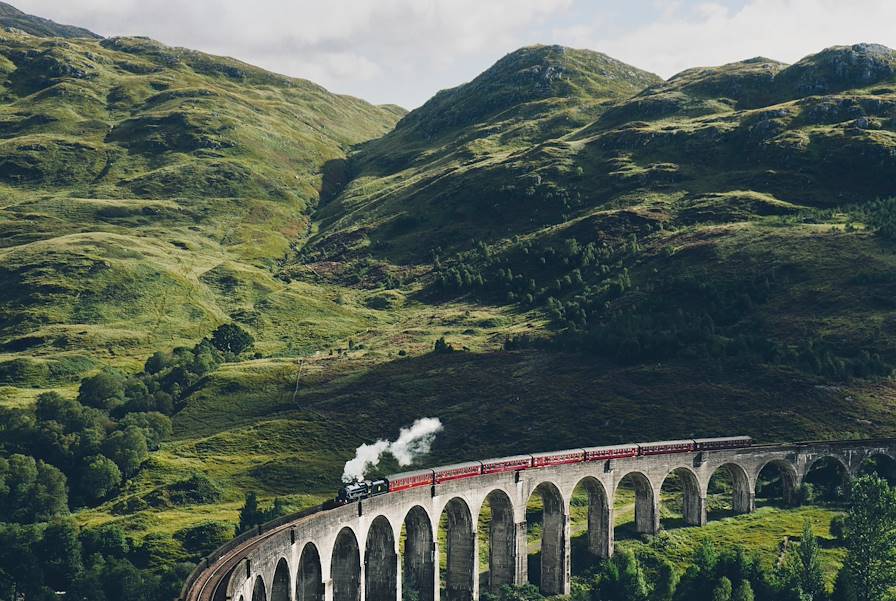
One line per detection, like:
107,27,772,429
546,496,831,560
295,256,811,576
777,43,896,98
394,44,662,138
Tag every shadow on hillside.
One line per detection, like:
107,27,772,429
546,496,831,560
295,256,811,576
281,349,885,463
319,158,349,205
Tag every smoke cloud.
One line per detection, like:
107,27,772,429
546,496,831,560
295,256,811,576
342,417,443,483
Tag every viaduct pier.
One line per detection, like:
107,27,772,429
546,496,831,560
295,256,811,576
181,438,896,601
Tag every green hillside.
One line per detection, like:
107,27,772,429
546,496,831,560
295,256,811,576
297,42,896,387
304,45,662,264
0,30,404,390
0,17,895,599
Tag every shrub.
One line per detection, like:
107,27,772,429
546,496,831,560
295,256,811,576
146,474,223,508
433,337,454,354
78,369,126,412
174,521,232,555
78,455,122,503
830,514,847,541
102,426,149,478
210,323,254,355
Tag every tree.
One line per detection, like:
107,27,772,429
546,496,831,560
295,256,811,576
80,524,129,557
238,491,261,534
102,426,149,478
844,475,896,601
675,541,720,601
0,522,44,601
33,460,69,520
34,391,77,423
732,580,754,601
831,568,856,601
78,370,126,412
144,351,169,374
0,455,68,523
79,455,122,503
262,497,287,522
493,584,543,601
830,515,847,542
38,518,83,591
595,548,648,601
190,341,221,376
175,521,232,555
712,577,732,601
655,558,679,601
119,412,172,450
96,556,151,601
780,519,825,601
211,323,254,355
433,337,454,354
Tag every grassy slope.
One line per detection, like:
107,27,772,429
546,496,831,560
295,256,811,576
0,31,403,396
1,33,894,578
303,45,663,264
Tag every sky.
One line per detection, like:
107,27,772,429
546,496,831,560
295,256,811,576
14,0,896,108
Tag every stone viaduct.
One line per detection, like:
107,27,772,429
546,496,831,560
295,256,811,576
181,439,896,601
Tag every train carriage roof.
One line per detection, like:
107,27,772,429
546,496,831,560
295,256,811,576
693,436,752,443
481,454,532,464
531,449,585,459
386,468,434,481
639,439,694,447
582,443,639,452
434,461,481,472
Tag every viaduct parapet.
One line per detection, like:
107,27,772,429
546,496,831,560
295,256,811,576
181,439,896,601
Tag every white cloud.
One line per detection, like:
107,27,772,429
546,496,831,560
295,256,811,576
14,0,572,106
10,0,896,107
574,0,896,78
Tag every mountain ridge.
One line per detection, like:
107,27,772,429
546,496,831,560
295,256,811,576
395,44,662,138
304,41,896,266
0,1,100,39
305,45,664,265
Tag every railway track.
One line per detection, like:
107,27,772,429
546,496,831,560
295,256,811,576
182,504,326,601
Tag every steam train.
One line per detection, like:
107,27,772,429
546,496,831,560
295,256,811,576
335,436,751,505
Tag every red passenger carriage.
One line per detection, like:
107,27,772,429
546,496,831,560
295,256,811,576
531,449,585,467
693,436,752,451
638,440,695,456
481,455,532,474
583,444,639,461
387,468,434,492
434,461,482,483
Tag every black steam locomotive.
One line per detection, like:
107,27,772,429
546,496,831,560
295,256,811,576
335,478,388,504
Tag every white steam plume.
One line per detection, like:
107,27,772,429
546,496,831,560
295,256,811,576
342,417,443,483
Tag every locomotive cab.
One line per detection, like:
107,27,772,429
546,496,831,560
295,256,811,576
336,481,369,504
336,478,390,505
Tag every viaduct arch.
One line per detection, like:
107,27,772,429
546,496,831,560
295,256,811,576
184,439,896,601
